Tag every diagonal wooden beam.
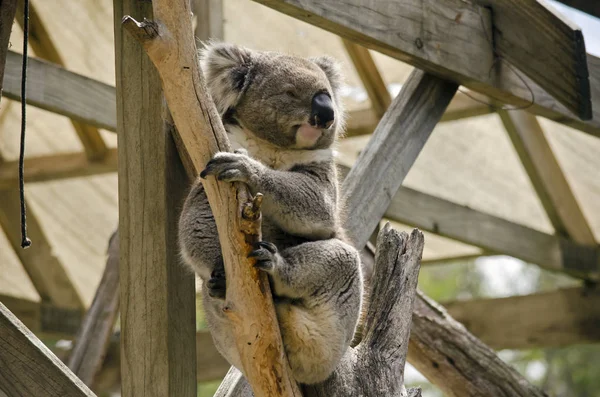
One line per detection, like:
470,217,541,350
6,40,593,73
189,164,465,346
0,190,84,310
499,110,597,245
342,39,391,118
0,303,95,397
251,0,600,137
554,0,600,19
15,0,107,161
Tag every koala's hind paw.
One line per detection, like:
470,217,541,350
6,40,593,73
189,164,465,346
248,241,279,273
207,267,226,299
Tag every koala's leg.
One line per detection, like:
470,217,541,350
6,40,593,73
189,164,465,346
178,180,225,297
250,238,362,384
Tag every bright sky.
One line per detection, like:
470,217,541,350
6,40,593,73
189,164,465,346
547,0,600,56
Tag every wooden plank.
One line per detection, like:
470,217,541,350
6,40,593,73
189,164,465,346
343,69,458,249
68,230,119,387
0,303,95,397
444,287,600,350
251,0,600,137
342,40,391,117
14,0,107,160
554,0,600,19
2,50,116,131
499,110,597,245
114,0,197,396
0,0,17,102
0,190,85,309
0,149,118,189
385,186,600,279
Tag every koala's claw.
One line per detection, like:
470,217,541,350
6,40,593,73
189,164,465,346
200,151,258,183
207,268,226,299
248,241,279,272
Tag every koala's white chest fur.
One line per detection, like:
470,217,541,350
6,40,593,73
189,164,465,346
227,125,334,170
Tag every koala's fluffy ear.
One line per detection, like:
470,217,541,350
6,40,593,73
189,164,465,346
200,42,254,115
310,55,344,98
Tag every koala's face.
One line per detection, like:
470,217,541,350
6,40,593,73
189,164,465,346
201,43,345,150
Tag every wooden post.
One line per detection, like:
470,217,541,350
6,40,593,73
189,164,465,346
0,0,17,102
113,1,197,396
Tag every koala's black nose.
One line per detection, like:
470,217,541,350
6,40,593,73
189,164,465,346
310,93,335,129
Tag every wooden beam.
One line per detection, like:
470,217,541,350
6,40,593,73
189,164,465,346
554,0,600,19
345,90,494,137
384,186,600,279
68,230,119,387
342,39,391,118
444,286,600,350
250,0,600,137
0,190,85,309
193,0,224,41
0,303,95,397
0,149,118,190
0,0,17,103
2,50,117,131
114,1,197,396
343,69,458,249
14,0,107,160
499,110,597,245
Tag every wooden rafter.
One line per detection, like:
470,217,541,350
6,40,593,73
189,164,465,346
499,110,597,246
251,0,600,137
14,0,107,161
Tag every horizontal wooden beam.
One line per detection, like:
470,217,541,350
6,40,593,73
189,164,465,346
2,50,116,131
0,303,95,397
445,286,600,350
251,0,600,137
385,186,600,279
554,0,600,19
0,149,118,190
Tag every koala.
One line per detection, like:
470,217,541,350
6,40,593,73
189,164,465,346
178,42,363,385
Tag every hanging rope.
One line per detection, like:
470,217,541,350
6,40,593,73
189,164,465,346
19,0,31,248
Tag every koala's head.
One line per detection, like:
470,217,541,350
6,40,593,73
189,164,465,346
201,42,345,150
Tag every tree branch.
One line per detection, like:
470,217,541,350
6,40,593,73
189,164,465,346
121,2,300,396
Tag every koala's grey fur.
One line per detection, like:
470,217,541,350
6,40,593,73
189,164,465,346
178,42,363,385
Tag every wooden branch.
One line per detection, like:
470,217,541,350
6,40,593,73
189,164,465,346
114,0,197,395
342,39,391,118
0,0,17,102
444,286,600,350
250,0,600,137
0,149,118,190
2,50,117,131
67,230,119,387
385,185,600,280
554,0,600,19
15,0,107,161
120,1,300,395
0,303,95,397
499,110,597,245
343,69,458,250
0,189,85,309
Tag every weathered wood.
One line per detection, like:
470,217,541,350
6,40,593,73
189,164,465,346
0,0,17,102
121,1,300,395
14,0,107,161
2,50,117,131
408,292,547,397
384,185,599,279
0,149,118,190
445,286,600,350
0,303,95,397
0,190,84,309
114,0,197,396
342,39,391,118
193,0,224,41
499,110,597,245
251,0,600,136
67,230,119,387
343,69,458,250
555,0,600,19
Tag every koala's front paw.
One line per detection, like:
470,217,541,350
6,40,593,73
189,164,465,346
248,241,280,273
200,150,263,185
207,267,226,299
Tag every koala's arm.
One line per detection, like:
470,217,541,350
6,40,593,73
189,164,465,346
201,152,339,239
